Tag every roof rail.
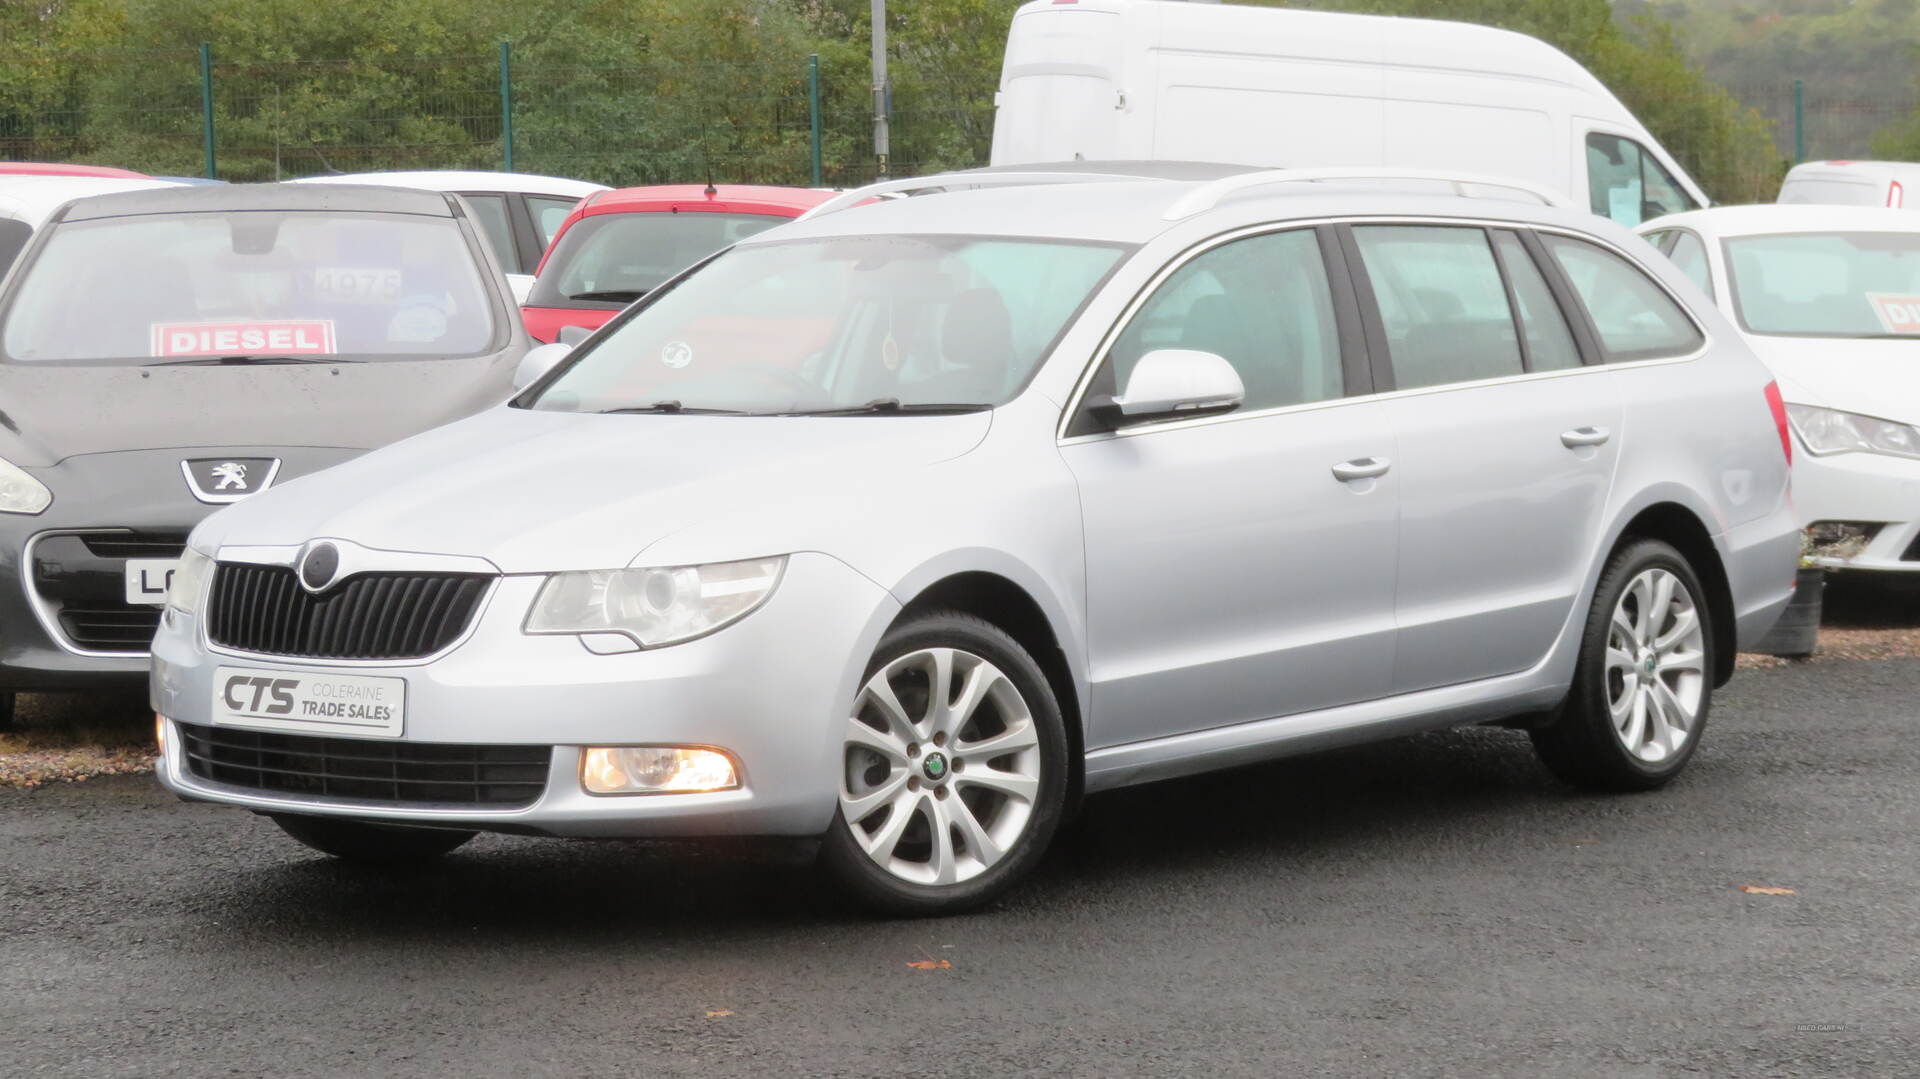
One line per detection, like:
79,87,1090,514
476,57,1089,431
795,170,1152,222
1162,168,1571,220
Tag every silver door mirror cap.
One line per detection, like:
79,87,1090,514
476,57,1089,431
512,342,573,390
557,324,594,347
1112,349,1244,421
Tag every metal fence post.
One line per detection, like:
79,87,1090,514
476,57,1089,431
500,42,514,172
808,54,823,187
199,43,216,180
1793,79,1805,163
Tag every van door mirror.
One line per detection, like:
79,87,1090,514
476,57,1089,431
1109,349,1244,424
512,342,572,390
557,324,593,347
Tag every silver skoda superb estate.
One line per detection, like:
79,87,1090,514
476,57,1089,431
153,166,1800,914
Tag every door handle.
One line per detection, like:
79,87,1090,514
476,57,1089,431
1331,456,1391,482
1560,426,1611,449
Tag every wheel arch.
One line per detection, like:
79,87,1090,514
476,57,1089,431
1613,500,1737,687
889,567,1086,803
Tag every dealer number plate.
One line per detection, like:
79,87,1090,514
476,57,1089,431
212,666,406,739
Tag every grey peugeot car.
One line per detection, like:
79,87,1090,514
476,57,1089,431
0,182,526,726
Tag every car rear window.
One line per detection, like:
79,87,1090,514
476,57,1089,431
527,211,790,309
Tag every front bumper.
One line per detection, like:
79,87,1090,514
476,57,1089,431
153,551,896,838
1792,449,1920,573
3,447,356,691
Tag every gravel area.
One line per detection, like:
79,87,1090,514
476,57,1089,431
0,690,154,789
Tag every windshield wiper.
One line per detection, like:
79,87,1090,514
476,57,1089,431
595,400,755,415
149,355,349,367
778,397,989,416
567,289,649,303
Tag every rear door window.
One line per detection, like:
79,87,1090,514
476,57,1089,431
1545,235,1704,361
1490,231,1583,372
1665,231,1714,296
457,193,520,274
1586,134,1699,226
527,196,580,250
0,219,31,277
1352,225,1524,390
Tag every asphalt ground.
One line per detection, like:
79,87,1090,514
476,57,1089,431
2,591,1917,1077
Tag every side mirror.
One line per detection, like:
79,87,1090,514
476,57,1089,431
557,324,593,347
512,342,572,390
1109,349,1244,424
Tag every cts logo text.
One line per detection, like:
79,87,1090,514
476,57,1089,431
224,674,298,716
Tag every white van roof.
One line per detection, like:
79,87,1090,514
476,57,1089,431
1005,0,1617,98
288,171,608,198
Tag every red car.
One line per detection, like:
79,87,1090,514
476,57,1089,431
521,184,833,343
0,162,147,179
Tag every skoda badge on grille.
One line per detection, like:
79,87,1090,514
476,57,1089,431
297,541,341,593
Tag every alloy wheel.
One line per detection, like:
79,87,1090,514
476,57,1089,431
1604,567,1707,764
841,647,1043,886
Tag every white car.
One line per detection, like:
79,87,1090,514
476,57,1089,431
289,171,608,301
1641,205,1920,571
0,175,184,278
1778,161,1918,211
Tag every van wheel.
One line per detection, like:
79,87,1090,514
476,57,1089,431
271,814,476,864
1532,539,1714,791
820,611,1069,916
0,691,13,732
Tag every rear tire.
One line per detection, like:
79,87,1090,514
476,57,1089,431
0,691,13,733
820,611,1070,916
1532,538,1714,791
271,814,476,864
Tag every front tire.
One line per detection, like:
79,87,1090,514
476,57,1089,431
1532,538,1715,791
820,611,1070,916
271,814,477,864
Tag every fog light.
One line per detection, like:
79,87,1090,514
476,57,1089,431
1806,521,1879,561
581,746,739,795
154,713,170,754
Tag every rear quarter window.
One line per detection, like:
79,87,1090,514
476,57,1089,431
1545,235,1704,362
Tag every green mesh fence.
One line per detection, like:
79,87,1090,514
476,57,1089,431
0,48,994,188
0,48,1907,192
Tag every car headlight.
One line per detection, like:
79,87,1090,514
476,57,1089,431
0,457,51,514
166,547,215,616
1786,404,1920,459
525,556,786,648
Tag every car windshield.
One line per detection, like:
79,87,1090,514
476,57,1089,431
526,211,793,308
528,234,1128,414
1,210,498,364
1725,230,1920,338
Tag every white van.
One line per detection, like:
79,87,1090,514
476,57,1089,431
1778,161,1917,210
989,0,1709,227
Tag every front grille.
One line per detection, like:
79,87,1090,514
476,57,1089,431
78,531,190,559
178,723,551,808
29,530,186,654
206,563,492,660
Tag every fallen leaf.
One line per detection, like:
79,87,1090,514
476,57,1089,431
906,959,952,971
705,1010,734,1018
1738,885,1796,895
